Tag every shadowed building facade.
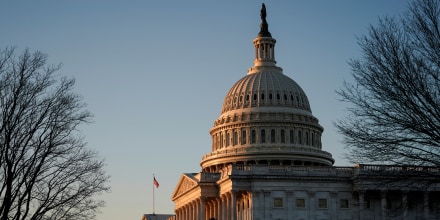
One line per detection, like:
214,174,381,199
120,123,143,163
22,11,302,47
170,4,440,220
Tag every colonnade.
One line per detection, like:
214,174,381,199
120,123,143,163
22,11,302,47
174,191,252,220
358,190,431,220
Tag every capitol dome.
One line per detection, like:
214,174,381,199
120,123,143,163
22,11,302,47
220,70,312,116
200,5,334,171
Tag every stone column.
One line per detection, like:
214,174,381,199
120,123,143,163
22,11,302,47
330,191,337,220
358,191,365,220
264,191,271,220
200,197,206,220
231,191,237,220
226,194,231,220
424,191,429,220
217,198,222,220
381,191,387,220
191,201,195,220
244,193,249,220
308,191,315,220
402,191,408,220
286,191,293,220
251,191,261,220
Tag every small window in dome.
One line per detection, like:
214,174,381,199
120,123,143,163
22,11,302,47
301,97,304,103
284,94,287,100
271,129,275,143
277,94,280,100
261,129,266,143
290,95,294,101
251,130,256,143
289,130,294,144
306,131,309,145
261,93,265,100
296,96,300,102
246,95,250,101
281,129,285,143
233,97,237,103
239,96,243,102
269,93,273,100
253,94,257,100
241,130,246,145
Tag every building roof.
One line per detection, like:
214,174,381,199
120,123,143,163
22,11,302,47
141,214,174,220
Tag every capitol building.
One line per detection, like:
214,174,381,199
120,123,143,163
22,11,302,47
163,4,440,220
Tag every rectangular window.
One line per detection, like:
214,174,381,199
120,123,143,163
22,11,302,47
340,199,349,209
298,131,302,144
273,198,283,207
226,133,230,146
296,198,305,208
251,130,256,144
318,199,328,209
261,129,266,143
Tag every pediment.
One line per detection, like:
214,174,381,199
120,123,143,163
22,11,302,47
171,173,199,200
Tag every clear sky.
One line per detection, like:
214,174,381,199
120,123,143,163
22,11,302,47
1,1,411,219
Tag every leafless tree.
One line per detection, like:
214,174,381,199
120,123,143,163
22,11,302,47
337,0,440,167
0,48,109,220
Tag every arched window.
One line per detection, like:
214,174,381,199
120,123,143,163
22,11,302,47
298,130,302,144
220,132,224,148
233,130,238,146
261,129,266,143
271,129,276,143
226,132,230,146
241,130,247,145
251,130,256,144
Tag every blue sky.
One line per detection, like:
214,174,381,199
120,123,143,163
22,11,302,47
1,1,410,219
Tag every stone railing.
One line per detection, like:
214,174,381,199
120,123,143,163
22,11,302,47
228,164,353,177
199,172,221,182
354,163,440,175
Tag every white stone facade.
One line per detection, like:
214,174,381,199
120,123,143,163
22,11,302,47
170,4,440,220
171,165,440,220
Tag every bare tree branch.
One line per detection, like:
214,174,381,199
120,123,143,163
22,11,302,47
0,48,109,220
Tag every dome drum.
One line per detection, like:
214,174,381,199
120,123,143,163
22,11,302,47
200,145,335,171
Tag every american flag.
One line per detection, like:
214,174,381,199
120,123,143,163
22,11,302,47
153,177,159,188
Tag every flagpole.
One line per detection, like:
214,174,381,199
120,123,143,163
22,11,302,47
153,174,155,215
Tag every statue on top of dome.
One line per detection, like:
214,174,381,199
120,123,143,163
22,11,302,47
261,3,267,22
258,3,272,37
